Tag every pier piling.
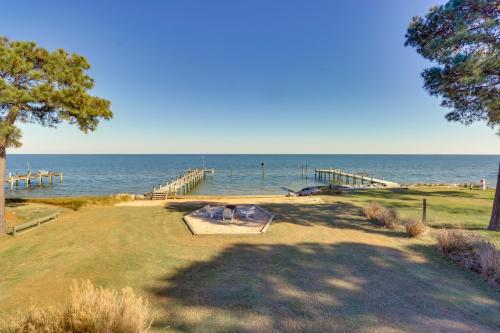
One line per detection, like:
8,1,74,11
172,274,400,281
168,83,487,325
314,168,400,188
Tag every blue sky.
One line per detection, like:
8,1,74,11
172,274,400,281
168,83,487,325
1,0,498,154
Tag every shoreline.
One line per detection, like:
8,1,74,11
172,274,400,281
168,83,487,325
5,185,495,209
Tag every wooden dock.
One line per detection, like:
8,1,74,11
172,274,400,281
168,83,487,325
150,168,214,200
315,168,400,188
6,171,63,189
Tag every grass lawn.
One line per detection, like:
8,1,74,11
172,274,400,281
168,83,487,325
0,187,499,332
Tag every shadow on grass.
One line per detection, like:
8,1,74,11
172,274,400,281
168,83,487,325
164,200,399,236
6,198,28,208
263,202,409,238
163,201,230,214
345,188,478,200
164,200,408,238
151,241,500,333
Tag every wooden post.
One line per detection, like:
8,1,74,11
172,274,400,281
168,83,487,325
60,172,63,183
423,199,427,222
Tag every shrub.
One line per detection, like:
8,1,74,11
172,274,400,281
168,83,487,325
363,203,385,221
363,204,399,229
437,230,477,270
404,217,426,237
378,209,399,230
436,230,500,285
2,280,151,333
473,240,500,284
437,230,474,255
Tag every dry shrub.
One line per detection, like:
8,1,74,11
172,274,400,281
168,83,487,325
437,230,474,255
2,280,151,333
363,204,399,229
363,203,385,220
437,230,500,285
4,307,64,333
437,230,477,270
404,217,426,237
379,209,399,229
473,239,500,284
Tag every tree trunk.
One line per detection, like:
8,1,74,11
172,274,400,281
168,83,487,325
0,144,5,234
488,162,500,231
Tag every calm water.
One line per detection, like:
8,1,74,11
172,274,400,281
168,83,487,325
5,154,499,197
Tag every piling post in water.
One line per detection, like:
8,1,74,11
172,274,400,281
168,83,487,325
261,162,265,178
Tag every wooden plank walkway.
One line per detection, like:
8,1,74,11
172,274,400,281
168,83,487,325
315,168,400,188
10,211,60,236
6,171,63,189
150,168,214,200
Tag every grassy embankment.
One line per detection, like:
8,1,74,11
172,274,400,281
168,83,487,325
1,187,499,332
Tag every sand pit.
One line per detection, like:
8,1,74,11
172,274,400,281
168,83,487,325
183,204,274,235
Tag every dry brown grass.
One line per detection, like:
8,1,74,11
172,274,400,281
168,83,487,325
437,230,500,285
437,230,478,270
363,204,399,229
7,196,132,211
379,209,399,229
404,218,426,237
2,280,151,333
474,240,500,284
437,230,475,256
363,203,385,220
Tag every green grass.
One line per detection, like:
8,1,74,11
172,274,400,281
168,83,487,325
0,187,499,332
339,187,499,243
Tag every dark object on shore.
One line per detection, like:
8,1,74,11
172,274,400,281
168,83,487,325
282,187,321,197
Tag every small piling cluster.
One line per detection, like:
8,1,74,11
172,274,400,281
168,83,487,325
7,171,63,189
301,164,308,179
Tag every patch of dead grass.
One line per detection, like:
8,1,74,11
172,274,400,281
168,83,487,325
1,280,151,333
363,203,399,229
404,218,426,237
437,230,500,285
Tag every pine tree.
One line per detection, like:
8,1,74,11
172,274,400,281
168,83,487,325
405,0,500,231
0,37,112,233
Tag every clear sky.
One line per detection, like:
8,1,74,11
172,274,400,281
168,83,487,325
1,0,498,154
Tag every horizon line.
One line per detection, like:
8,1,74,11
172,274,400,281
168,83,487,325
6,153,500,156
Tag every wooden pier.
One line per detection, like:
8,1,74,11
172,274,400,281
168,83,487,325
150,168,214,200
315,168,400,188
6,171,63,189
